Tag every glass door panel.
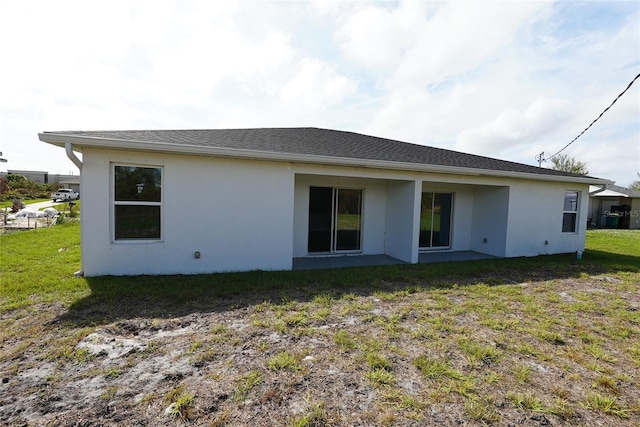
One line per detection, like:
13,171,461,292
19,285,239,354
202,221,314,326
419,193,434,247
433,193,452,247
335,189,362,251
308,187,333,252
420,192,452,248
308,187,363,253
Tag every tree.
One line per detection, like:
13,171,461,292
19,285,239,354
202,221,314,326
6,174,28,188
630,173,640,191
0,176,7,195
549,154,589,175
0,174,57,202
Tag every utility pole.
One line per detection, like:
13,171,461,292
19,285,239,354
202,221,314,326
535,152,544,167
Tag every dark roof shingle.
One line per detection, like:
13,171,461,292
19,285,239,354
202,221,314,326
46,127,595,179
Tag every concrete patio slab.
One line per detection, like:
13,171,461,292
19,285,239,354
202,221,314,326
292,254,406,270
293,251,496,271
418,251,496,263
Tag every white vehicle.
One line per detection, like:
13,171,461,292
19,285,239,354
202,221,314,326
51,188,80,202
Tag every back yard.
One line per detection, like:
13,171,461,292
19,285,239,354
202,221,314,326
1,223,638,426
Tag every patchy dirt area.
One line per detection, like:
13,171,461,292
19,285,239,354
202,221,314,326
1,274,639,426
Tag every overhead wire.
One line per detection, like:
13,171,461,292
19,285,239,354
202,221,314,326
545,72,640,161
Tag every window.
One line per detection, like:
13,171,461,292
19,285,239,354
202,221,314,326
113,165,162,240
562,191,579,233
420,192,453,249
308,187,362,253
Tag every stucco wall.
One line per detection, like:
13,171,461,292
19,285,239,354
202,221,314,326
505,181,590,256
79,150,593,275
81,148,294,276
470,186,509,257
385,180,419,263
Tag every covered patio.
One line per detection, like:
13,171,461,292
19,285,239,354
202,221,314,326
292,251,495,270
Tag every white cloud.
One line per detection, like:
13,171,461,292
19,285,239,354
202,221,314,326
280,58,357,109
338,1,558,151
578,133,640,185
394,2,544,88
456,98,570,156
337,2,427,69
150,22,294,106
336,1,547,87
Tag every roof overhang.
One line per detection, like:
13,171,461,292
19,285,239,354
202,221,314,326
39,132,612,186
592,190,629,197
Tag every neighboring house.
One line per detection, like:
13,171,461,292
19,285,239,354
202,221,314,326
50,173,81,192
2,170,49,183
0,170,80,191
39,128,610,277
588,184,640,229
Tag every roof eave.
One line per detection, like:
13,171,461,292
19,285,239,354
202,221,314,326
39,133,612,185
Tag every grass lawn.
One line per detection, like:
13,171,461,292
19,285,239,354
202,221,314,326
1,223,638,426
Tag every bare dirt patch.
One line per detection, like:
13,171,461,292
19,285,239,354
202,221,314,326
1,274,639,426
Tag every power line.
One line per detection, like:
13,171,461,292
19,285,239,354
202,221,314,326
545,72,640,162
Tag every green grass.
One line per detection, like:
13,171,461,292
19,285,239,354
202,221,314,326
585,229,640,270
413,356,463,381
464,397,500,423
167,392,195,420
584,393,629,418
232,370,263,402
507,392,548,412
3,223,636,325
586,228,640,251
267,351,301,372
0,221,83,311
366,367,395,387
289,402,328,427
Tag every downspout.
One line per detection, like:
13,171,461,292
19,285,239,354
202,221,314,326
65,142,82,171
65,142,84,277
590,183,607,195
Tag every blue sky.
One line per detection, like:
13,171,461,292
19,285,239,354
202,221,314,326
1,1,638,185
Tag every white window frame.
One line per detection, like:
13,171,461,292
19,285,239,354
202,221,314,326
111,163,164,243
562,190,580,233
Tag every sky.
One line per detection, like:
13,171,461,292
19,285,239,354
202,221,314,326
1,0,639,186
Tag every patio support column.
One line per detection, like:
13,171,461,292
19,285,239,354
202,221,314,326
385,179,421,263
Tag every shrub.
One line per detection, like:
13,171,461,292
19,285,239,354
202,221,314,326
0,175,59,201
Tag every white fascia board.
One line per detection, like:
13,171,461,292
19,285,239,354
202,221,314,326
593,190,629,197
39,132,612,186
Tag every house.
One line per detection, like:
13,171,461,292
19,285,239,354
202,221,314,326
2,170,50,184
39,128,610,277
588,184,640,229
0,170,80,191
49,173,81,192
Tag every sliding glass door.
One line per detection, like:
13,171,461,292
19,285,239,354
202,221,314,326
335,189,362,251
420,192,452,249
308,187,362,253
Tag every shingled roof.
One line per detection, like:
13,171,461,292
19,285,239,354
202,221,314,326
41,127,599,180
